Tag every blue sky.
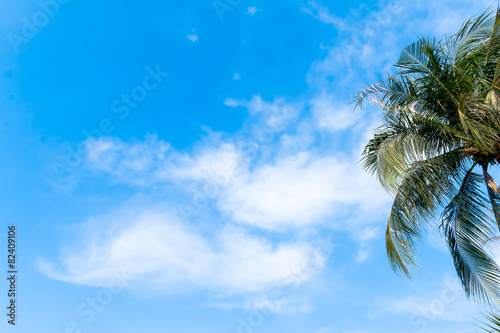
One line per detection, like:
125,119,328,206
1,0,499,332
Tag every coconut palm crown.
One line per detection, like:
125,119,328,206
355,9,500,305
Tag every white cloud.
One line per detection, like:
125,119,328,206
85,134,173,185
224,94,301,131
310,92,360,131
168,142,243,184
216,152,389,230
354,227,380,241
187,29,198,43
85,136,241,187
225,94,294,116
246,6,261,15
38,205,327,297
301,1,346,30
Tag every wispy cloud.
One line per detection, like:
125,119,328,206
246,6,261,15
187,28,198,43
310,92,360,132
214,152,388,230
84,134,173,185
224,94,301,131
38,204,327,298
301,1,346,30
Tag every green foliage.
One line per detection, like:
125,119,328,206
356,8,500,305
478,312,500,332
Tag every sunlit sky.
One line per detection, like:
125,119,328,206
0,0,498,332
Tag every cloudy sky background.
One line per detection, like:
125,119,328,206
0,0,499,332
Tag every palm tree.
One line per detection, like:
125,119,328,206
355,8,500,305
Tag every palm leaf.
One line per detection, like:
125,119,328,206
385,150,469,277
478,312,500,332
441,167,500,304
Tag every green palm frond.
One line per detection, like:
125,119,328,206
478,312,500,332
354,74,419,110
441,167,500,304
451,9,495,65
362,109,461,193
385,150,470,277
386,198,419,278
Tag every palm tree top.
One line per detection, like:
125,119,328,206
355,8,500,306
